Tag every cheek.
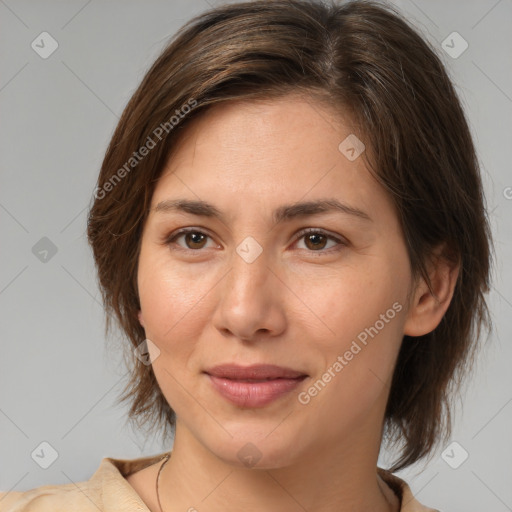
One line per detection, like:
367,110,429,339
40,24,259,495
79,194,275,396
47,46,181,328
295,283,405,438
299,255,408,398
137,248,215,351
295,258,402,349
137,258,216,405
295,257,407,416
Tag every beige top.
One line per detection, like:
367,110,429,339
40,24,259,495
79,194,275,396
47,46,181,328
0,451,439,511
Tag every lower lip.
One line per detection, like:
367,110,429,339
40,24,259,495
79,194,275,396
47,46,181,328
207,374,307,408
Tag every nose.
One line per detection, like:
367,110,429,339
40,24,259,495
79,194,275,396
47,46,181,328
212,243,287,342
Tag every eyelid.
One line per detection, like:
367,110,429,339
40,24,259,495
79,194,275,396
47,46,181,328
163,226,348,252
294,227,346,243
163,227,219,250
292,227,348,252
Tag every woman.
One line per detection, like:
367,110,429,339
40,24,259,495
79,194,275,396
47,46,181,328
0,0,493,511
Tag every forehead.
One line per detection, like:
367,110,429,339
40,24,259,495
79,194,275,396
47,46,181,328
151,95,396,228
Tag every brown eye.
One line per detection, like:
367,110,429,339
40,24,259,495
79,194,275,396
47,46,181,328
304,233,328,250
295,229,344,252
166,229,214,250
165,228,345,254
183,232,208,249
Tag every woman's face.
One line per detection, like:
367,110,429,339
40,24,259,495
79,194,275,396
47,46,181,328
137,95,416,468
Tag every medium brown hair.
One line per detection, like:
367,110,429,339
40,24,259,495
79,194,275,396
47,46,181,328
87,0,494,471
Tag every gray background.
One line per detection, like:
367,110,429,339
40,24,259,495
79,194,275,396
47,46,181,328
0,0,511,510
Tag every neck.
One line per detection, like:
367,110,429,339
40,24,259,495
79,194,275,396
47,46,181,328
157,422,398,512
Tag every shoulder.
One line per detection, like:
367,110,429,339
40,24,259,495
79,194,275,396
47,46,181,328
377,468,441,512
0,482,94,511
0,452,170,512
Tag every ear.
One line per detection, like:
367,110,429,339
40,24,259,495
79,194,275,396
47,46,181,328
137,310,145,328
403,243,460,337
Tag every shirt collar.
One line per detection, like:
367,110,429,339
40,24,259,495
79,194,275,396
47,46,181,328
94,451,438,512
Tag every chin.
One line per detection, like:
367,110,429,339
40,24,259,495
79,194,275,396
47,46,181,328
209,430,305,470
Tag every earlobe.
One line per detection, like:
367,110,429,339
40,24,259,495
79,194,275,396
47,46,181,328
403,244,460,337
138,310,145,328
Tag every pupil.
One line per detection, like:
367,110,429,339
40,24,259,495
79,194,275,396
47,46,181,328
307,234,325,250
187,232,205,248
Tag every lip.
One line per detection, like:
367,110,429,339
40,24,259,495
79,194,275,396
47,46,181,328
204,364,308,408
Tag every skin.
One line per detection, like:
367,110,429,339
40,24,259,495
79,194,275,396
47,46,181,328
131,94,459,512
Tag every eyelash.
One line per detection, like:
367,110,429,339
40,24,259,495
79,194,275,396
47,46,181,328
163,227,347,255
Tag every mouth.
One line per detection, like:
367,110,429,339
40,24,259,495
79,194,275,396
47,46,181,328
204,363,307,380
204,364,308,408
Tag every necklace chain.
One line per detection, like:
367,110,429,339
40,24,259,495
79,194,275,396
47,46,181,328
156,453,171,512
155,452,397,512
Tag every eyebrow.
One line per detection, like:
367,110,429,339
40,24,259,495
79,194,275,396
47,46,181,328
154,198,373,224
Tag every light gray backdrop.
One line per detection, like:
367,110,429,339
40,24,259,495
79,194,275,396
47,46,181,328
1,0,511,510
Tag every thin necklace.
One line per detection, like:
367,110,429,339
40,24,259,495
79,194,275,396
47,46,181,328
156,453,171,512
155,453,397,512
